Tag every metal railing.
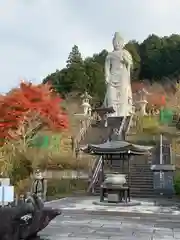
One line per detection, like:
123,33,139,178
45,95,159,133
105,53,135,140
74,113,96,150
87,156,102,193
126,114,134,134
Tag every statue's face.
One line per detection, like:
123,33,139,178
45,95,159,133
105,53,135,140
35,169,43,179
113,35,124,50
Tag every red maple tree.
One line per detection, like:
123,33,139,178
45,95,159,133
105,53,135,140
147,94,166,108
132,82,145,93
0,82,68,141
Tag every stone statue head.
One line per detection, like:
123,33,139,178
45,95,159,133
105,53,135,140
112,32,124,50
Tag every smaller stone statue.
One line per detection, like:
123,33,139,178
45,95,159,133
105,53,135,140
31,169,47,202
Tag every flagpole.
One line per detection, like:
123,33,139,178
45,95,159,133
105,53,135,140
160,133,163,164
160,96,164,165
159,96,165,195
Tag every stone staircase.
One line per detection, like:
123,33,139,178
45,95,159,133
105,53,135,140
89,156,155,197
86,126,174,198
129,160,154,197
80,119,109,145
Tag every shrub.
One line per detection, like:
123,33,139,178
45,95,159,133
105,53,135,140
174,171,180,195
46,179,88,200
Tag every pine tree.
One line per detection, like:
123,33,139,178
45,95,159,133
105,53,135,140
66,45,88,93
66,45,83,67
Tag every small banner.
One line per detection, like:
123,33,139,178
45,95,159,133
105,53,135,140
159,108,174,124
31,134,61,150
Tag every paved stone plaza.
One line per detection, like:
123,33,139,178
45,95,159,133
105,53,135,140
38,197,180,239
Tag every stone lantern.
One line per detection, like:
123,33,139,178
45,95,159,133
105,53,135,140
81,91,92,116
136,88,149,116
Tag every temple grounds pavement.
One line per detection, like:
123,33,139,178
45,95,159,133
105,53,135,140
38,196,180,239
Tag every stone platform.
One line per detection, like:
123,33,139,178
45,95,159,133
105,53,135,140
45,196,180,216
92,199,141,207
39,196,180,239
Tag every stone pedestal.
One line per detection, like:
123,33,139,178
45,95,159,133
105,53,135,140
151,165,175,196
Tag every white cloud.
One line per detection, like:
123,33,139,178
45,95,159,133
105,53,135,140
0,0,180,93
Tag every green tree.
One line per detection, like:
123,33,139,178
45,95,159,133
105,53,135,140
139,34,163,79
43,33,180,104
125,40,141,80
66,45,88,93
66,45,83,67
84,58,105,104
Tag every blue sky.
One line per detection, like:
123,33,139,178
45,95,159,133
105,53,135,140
1,0,180,93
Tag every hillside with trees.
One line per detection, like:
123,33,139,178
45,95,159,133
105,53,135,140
43,34,180,103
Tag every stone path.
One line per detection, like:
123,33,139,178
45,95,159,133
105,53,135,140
45,196,180,216
40,212,180,239
37,197,180,239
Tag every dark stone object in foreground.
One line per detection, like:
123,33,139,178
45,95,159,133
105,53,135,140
0,194,61,240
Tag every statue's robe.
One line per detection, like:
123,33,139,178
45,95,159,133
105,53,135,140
104,49,133,117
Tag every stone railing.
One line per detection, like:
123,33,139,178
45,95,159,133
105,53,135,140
74,113,96,150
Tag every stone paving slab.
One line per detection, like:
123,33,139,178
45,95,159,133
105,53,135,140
38,212,180,239
45,196,180,215
35,196,180,239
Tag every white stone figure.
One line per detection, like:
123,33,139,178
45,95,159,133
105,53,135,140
88,106,92,116
104,32,133,117
81,92,92,116
82,101,90,115
137,88,149,115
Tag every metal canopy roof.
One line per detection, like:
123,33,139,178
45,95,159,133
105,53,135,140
82,140,153,155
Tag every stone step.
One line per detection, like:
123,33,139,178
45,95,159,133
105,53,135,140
131,171,152,173
130,179,153,183
129,178,153,182
130,171,153,174
129,175,153,179
131,163,151,166
130,168,152,171
130,173,152,175
130,173,153,176
130,193,157,198
130,185,153,188
131,166,151,168
130,180,153,184
130,177,153,181
130,167,152,170
129,179,153,183
130,169,152,172
130,183,154,187
131,164,151,166
130,186,154,190
131,192,155,196
93,190,155,197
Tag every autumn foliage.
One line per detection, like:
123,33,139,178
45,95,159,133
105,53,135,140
132,81,166,108
0,82,68,141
